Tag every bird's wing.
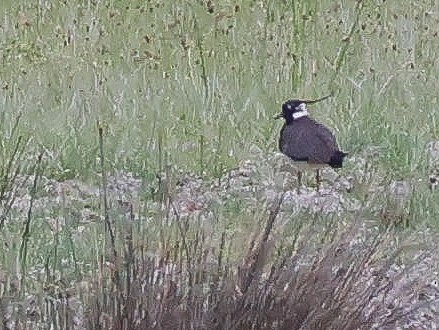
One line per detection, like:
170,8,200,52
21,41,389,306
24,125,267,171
308,123,339,163
281,119,339,163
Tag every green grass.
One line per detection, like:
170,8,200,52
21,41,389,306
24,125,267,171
0,0,436,179
1,0,439,328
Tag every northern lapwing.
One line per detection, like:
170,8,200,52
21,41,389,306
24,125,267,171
275,95,347,191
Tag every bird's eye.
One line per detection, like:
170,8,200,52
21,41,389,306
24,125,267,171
287,104,292,110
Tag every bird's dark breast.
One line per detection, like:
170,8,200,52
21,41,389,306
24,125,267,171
279,128,307,161
278,124,287,152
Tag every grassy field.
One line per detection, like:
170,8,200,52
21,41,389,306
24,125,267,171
1,0,439,329
2,0,439,178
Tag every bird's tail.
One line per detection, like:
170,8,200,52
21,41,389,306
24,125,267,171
329,151,348,168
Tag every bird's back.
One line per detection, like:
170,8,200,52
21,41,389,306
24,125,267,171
279,117,340,164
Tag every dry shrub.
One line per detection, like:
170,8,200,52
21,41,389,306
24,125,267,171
83,197,437,330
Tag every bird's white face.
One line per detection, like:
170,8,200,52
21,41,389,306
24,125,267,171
279,100,310,121
292,103,309,119
296,103,307,112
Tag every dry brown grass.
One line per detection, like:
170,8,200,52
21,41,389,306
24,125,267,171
73,195,436,330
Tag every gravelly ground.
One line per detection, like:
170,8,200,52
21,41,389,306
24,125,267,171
3,147,439,328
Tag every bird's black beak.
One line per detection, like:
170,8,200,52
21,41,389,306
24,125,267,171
274,113,283,119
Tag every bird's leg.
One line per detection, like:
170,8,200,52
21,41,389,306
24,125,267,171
297,170,302,193
316,170,321,192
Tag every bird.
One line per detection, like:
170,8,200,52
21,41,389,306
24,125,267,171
275,95,347,191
